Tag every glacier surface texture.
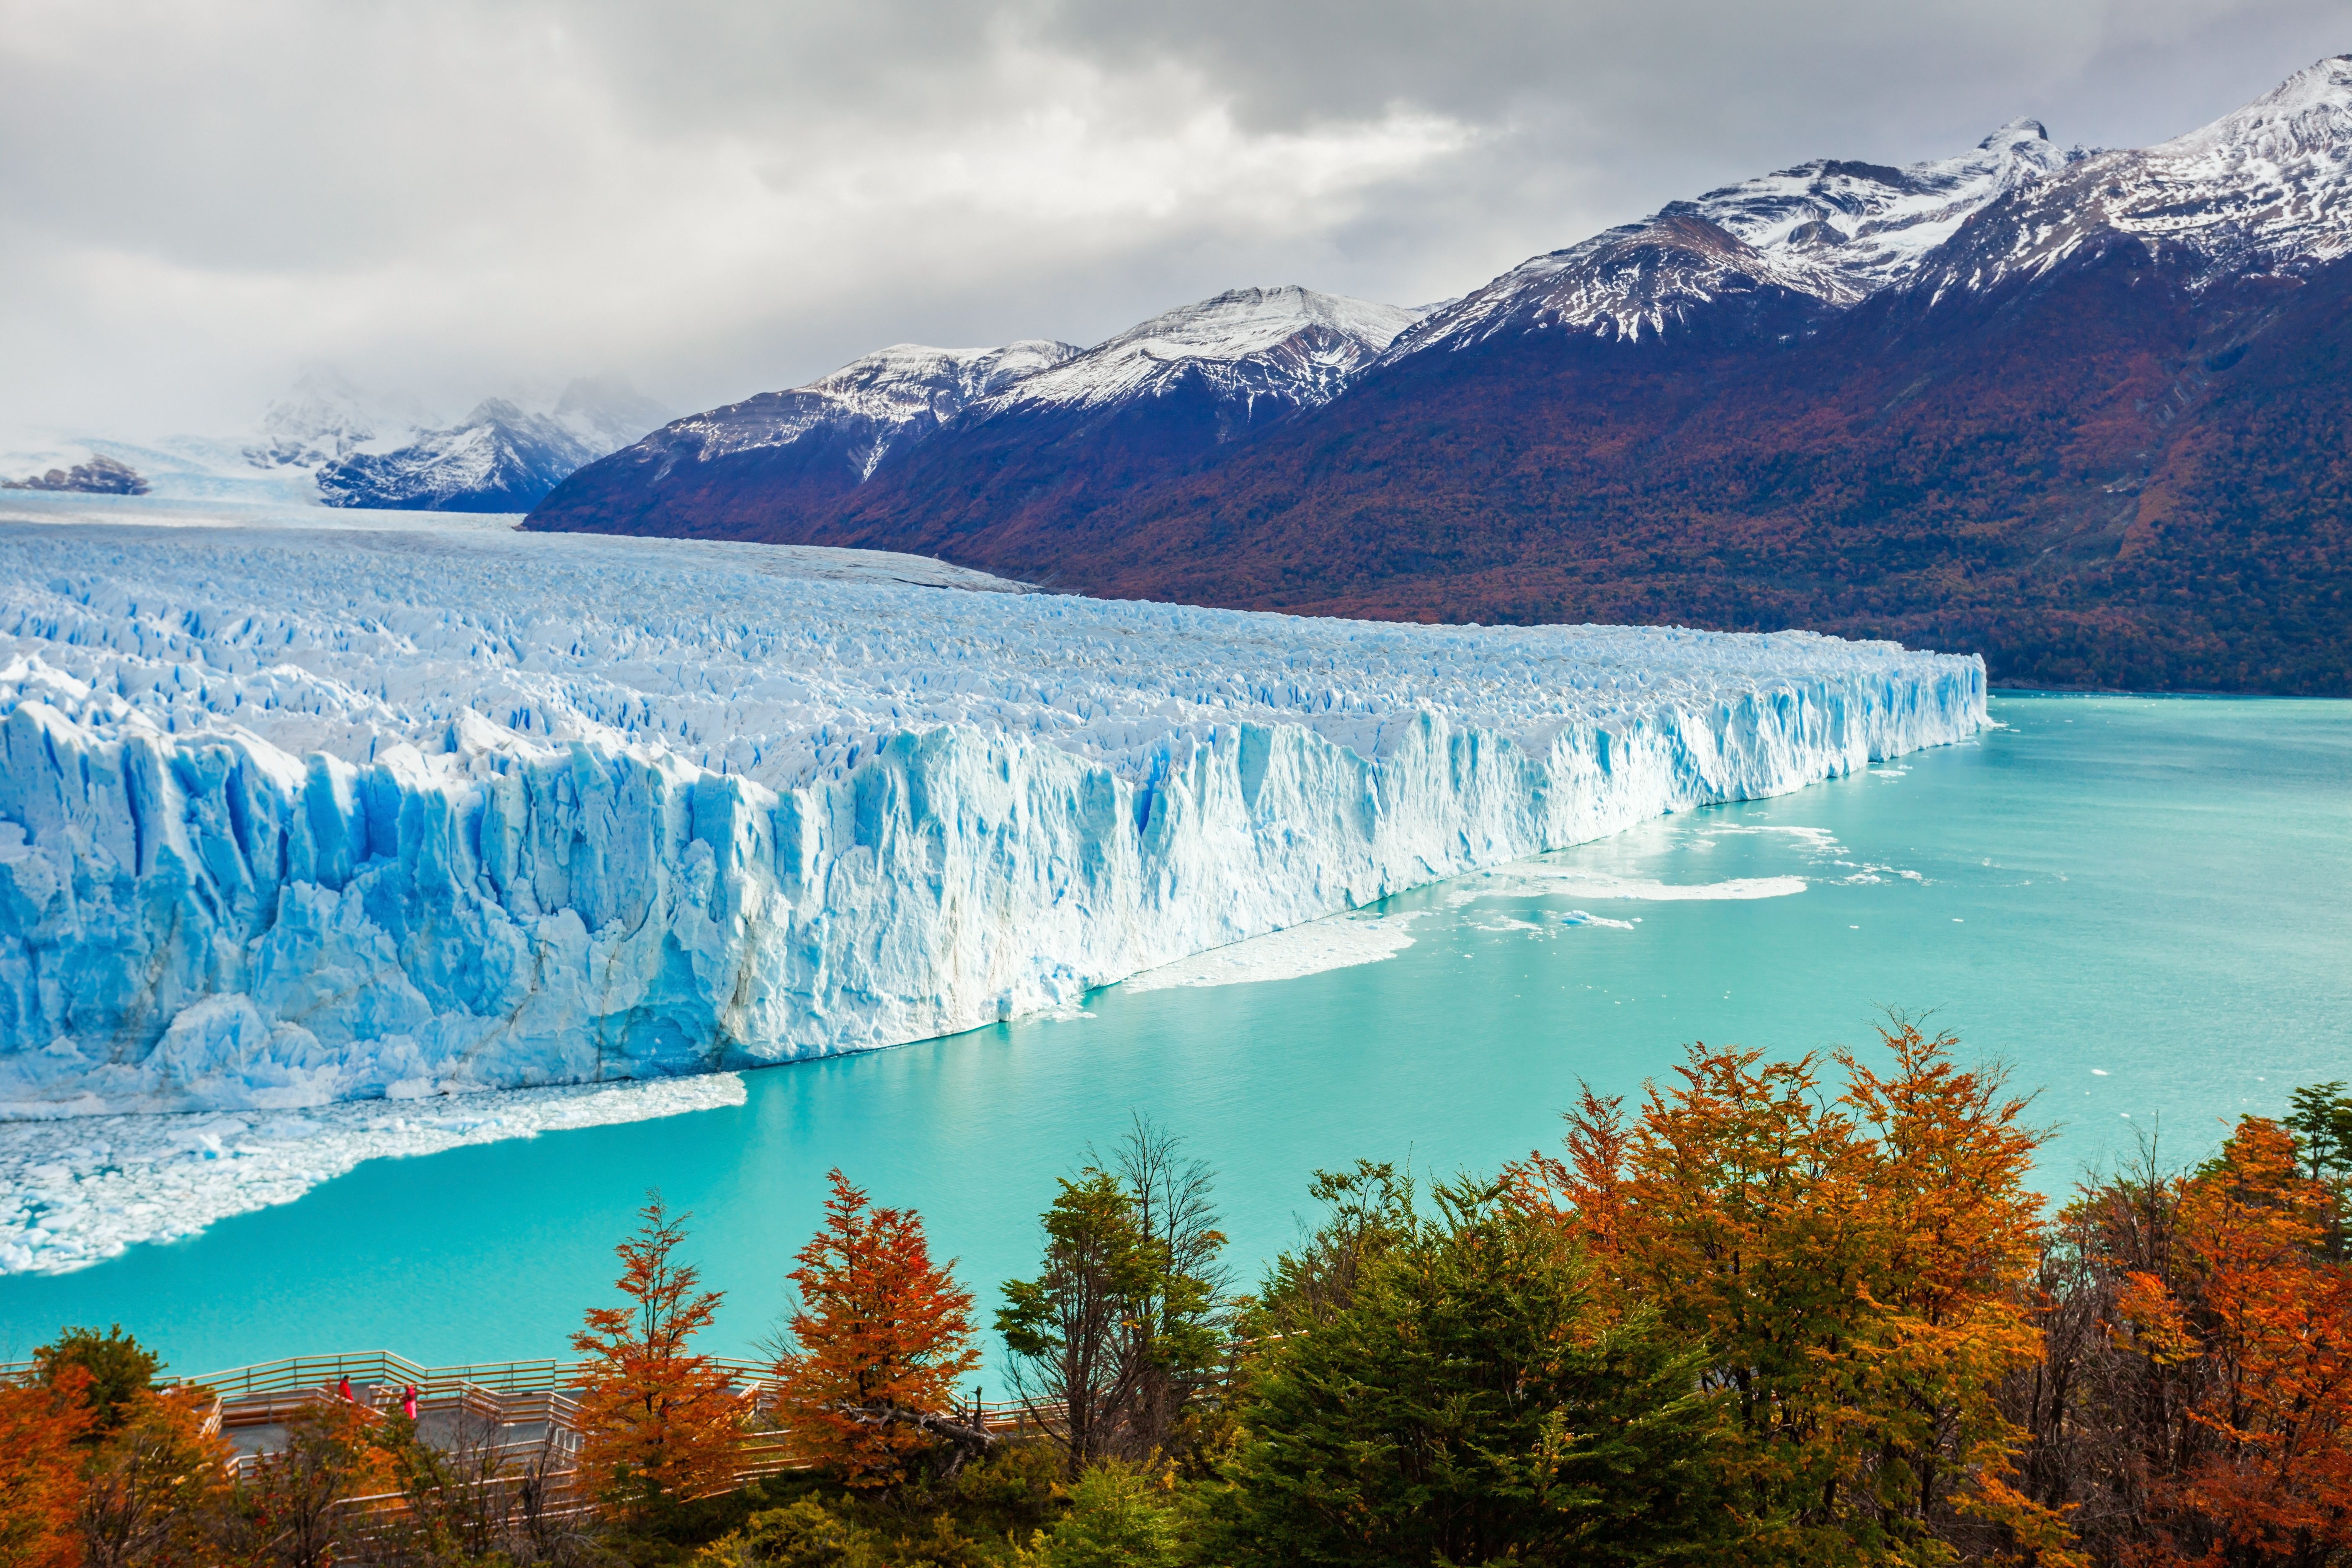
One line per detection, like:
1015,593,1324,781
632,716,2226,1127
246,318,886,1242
0,503,1985,1119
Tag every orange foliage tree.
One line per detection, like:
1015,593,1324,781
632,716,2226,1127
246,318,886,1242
79,1384,235,1568
572,1191,743,1520
2111,1117,2352,1568
769,1169,984,1488
0,1365,93,1568
1522,1021,2074,1566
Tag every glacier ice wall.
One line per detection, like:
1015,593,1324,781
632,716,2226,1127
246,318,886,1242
0,505,1986,1115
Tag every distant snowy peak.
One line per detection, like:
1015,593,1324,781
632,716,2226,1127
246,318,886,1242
241,373,671,511
319,400,573,512
1393,122,2079,353
246,372,389,468
983,286,1424,420
1916,54,2352,296
521,296,1423,533
552,376,675,452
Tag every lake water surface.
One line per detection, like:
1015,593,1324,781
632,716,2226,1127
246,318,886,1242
2,694,2345,1380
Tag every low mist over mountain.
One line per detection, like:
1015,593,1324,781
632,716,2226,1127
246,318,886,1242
528,58,2352,694
242,374,673,512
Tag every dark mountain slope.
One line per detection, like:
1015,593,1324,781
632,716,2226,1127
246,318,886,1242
529,341,1076,539
969,242,2346,692
528,289,1420,553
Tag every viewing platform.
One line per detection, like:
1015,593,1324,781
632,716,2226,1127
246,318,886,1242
0,1348,1056,1499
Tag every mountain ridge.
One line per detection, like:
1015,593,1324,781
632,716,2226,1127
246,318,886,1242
526,57,2352,694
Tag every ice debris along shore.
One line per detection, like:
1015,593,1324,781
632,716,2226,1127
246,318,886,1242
0,1072,745,1275
0,499,1986,1123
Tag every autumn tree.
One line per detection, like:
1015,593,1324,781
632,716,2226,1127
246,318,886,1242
2107,1116,2352,1568
769,1168,985,1488
571,1191,744,1522
1523,1021,2071,1565
0,1365,93,1568
78,1384,234,1568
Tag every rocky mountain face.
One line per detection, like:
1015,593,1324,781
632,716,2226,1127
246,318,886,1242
527,58,2352,693
1,455,149,495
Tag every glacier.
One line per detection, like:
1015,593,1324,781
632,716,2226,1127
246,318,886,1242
0,495,1984,1129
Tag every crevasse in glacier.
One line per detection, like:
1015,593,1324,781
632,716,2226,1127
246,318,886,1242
0,504,1986,1116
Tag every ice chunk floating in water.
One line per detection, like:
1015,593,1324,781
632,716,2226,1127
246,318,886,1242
0,504,1985,1125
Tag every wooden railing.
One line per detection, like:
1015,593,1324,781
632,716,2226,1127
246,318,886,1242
0,1348,1075,1504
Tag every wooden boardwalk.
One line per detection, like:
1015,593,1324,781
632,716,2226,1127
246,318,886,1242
0,1347,1060,1498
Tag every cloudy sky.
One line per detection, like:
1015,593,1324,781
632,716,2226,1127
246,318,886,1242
2,0,2343,439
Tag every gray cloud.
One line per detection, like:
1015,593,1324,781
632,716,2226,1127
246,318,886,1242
0,0,2341,440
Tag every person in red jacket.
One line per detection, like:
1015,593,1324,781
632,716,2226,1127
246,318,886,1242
401,1385,419,1421
337,1375,354,1403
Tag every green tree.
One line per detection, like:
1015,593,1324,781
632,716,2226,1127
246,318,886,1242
2287,1080,2352,1257
696,1496,887,1568
33,1326,161,1439
1099,1116,1230,1462
1020,1462,1186,1568
1220,1171,1725,1568
997,1170,1159,1470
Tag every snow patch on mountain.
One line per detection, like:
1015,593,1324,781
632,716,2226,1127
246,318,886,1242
0,502,1983,1122
645,340,1079,482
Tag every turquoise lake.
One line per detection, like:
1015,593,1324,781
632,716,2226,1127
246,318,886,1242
1,694,2346,1383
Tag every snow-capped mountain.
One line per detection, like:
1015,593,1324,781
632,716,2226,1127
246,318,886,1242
1389,121,2076,354
634,339,1075,483
244,371,422,469
1394,56,2352,358
305,378,671,512
227,373,673,512
522,340,1076,536
528,287,1415,539
314,399,597,511
977,286,1421,425
1911,54,2352,298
